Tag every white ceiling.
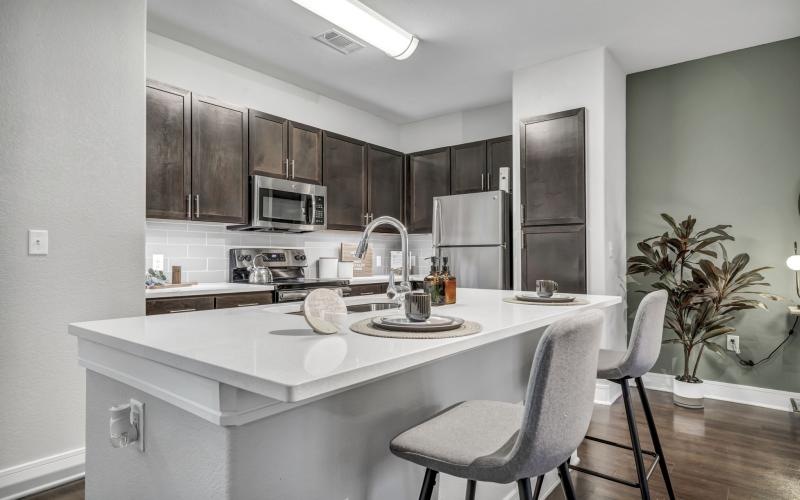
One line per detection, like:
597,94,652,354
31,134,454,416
147,0,800,124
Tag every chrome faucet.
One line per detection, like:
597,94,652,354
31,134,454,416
354,216,411,300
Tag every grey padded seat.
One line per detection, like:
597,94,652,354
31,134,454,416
391,310,604,499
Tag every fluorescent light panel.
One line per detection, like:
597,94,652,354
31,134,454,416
292,0,419,60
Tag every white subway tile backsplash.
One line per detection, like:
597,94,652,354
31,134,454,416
187,245,226,258
185,270,226,283
168,231,206,245
145,221,403,284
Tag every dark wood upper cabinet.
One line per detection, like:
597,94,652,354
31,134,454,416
450,140,487,195
323,132,367,231
367,144,404,226
249,109,288,178
407,147,451,234
191,94,248,224
520,108,585,226
288,121,323,185
521,224,586,293
487,135,512,192
146,81,191,220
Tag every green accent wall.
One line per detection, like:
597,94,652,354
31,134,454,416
627,36,800,392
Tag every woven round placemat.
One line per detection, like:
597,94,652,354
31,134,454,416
502,297,590,306
349,318,482,339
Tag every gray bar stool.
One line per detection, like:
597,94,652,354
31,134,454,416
568,290,675,500
390,310,604,500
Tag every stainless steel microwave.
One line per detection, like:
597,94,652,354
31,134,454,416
229,176,327,232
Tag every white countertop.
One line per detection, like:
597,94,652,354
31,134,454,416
145,282,275,298
72,289,621,404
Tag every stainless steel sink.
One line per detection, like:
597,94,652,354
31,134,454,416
346,302,400,313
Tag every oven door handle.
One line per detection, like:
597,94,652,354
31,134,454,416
278,290,310,302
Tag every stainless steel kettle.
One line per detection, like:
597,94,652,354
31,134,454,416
248,254,273,284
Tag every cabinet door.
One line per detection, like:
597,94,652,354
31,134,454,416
407,147,451,234
450,140,487,195
288,121,322,184
520,108,585,226
323,132,367,230
191,94,248,223
487,135,512,191
146,296,215,316
367,144,404,226
249,109,288,178
521,225,586,293
214,291,274,309
146,81,191,220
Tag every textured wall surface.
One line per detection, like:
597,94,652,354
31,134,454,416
0,0,146,474
627,36,800,391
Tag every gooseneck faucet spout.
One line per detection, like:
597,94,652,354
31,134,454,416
354,216,411,299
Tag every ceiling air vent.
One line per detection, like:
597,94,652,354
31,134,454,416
314,28,365,55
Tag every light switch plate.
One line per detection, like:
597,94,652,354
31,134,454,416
28,229,48,255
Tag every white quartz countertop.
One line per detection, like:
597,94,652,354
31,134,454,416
145,282,275,298
72,289,620,403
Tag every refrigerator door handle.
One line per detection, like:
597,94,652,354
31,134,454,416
433,198,443,247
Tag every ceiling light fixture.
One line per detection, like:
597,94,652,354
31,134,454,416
291,0,419,60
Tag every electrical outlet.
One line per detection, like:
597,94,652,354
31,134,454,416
152,254,164,272
727,334,740,354
28,229,48,255
130,399,144,452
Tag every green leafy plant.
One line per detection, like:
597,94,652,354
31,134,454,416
627,214,781,382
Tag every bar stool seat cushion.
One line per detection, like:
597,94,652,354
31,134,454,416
390,400,524,482
596,349,627,380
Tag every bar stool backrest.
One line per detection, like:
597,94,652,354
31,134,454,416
498,310,604,480
619,290,668,379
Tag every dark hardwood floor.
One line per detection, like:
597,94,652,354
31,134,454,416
23,390,800,500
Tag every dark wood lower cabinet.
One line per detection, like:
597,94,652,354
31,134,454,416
349,283,387,296
146,296,215,316
521,225,586,293
146,291,274,315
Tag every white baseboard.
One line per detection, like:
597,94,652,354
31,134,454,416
638,372,800,412
594,380,622,405
0,448,85,500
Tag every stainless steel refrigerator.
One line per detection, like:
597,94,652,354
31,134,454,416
432,190,511,290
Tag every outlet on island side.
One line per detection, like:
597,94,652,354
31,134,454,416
727,334,740,354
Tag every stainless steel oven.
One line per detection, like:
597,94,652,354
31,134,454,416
230,176,326,232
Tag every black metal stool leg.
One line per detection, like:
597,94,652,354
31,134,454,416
419,468,438,500
517,477,533,500
465,479,476,500
532,475,544,500
636,377,676,500
622,379,651,500
557,461,577,500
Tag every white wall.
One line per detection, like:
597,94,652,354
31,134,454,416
511,48,627,350
400,101,512,153
0,0,146,497
147,33,402,151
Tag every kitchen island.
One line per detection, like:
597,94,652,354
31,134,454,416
70,289,621,500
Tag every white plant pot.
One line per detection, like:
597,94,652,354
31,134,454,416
673,378,704,409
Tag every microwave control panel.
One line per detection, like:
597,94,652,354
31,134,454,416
313,195,325,225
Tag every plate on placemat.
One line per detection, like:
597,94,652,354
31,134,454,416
514,292,576,304
372,315,464,332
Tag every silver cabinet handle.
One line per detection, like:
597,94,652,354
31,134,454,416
487,171,492,190
290,159,295,179
284,158,289,178
186,194,192,219
194,195,200,218
481,173,485,191
235,303,260,307
168,308,196,313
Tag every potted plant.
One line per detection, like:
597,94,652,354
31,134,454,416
627,214,780,408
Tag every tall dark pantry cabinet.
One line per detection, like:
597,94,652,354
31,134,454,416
519,108,586,293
